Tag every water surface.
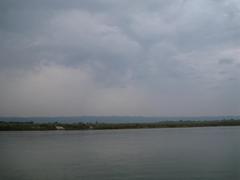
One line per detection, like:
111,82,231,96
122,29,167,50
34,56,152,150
0,127,240,180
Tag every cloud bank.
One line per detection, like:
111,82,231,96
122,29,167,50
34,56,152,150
0,0,240,116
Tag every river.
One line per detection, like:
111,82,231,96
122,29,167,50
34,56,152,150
0,127,240,180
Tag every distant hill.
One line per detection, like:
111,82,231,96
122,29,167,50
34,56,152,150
0,116,240,123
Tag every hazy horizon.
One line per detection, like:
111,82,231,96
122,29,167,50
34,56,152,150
1,0,240,117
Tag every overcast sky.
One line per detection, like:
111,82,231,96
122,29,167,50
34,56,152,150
0,0,240,117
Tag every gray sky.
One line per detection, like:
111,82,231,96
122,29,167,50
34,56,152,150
0,0,240,116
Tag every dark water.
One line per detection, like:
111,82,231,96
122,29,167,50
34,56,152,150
0,127,240,180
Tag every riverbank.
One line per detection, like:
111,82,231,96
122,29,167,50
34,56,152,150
1,119,240,131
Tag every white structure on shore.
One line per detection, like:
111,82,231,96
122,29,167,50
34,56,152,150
55,126,65,130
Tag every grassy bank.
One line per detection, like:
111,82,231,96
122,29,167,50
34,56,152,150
1,119,240,131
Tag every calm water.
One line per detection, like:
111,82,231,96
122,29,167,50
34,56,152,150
0,127,240,180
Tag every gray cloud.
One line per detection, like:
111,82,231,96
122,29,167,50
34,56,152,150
0,0,240,116
218,58,235,65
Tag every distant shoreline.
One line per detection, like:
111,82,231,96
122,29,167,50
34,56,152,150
1,119,240,131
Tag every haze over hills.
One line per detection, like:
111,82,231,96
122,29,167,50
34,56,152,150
1,116,240,124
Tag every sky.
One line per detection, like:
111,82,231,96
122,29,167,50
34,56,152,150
0,0,240,117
